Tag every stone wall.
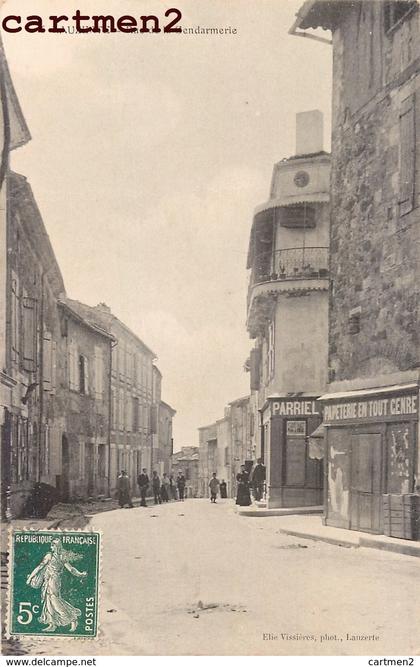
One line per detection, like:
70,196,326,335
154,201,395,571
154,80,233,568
328,8,420,384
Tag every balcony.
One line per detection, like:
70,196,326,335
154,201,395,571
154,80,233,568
247,247,329,335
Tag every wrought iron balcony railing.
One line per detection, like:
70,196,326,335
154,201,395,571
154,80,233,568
251,246,329,285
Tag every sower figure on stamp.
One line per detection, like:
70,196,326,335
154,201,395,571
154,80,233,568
117,470,134,508
176,470,186,501
26,538,87,633
209,473,220,503
152,471,162,504
252,458,266,502
137,468,149,507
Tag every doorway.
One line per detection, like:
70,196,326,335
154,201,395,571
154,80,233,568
350,430,383,533
60,434,70,502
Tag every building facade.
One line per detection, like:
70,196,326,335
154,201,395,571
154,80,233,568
171,446,199,497
198,396,252,498
246,111,330,508
56,299,113,501
158,400,176,475
294,1,420,537
3,172,65,518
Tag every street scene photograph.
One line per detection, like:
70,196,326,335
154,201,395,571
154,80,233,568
0,0,419,660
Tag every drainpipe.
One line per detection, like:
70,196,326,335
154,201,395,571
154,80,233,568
107,340,117,498
37,273,45,483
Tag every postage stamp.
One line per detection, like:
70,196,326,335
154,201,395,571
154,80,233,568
8,529,101,639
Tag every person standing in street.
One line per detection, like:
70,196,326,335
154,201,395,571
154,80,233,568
137,468,149,507
117,470,134,508
252,458,266,501
176,470,186,501
209,473,220,503
161,473,170,502
169,475,178,500
236,465,251,506
152,471,162,504
220,479,227,499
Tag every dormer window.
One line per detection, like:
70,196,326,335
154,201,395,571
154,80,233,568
384,1,417,33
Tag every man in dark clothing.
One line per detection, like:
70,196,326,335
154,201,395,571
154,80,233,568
152,471,162,504
176,471,186,501
252,458,266,501
117,470,133,508
137,468,149,507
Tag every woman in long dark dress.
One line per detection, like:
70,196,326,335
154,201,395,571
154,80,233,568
236,466,251,506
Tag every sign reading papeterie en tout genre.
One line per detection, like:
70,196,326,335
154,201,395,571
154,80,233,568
323,393,418,424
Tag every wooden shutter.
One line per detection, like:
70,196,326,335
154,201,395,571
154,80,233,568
150,404,158,434
51,341,57,394
94,346,103,399
69,341,78,390
399,94,416,216
250,348,261,391
84,356,89,395
11,273,20,362
43,331,52,390
22,296,37,372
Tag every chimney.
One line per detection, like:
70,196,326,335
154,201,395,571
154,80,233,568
295,110,324,156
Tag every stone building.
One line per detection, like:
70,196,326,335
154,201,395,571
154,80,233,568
0,42,32,517
171,446,199,497
246,111,330,509
293,1,420,536
63,301,158,495
55,299,113,500
198,396,252,498
2,172,64,517
158,400,176,474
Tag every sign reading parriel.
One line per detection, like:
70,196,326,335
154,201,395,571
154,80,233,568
272,400,320,417
323,394,418,423
9,530,100,638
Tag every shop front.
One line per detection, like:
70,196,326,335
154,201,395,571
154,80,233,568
321,384,419,538
263,396,324,509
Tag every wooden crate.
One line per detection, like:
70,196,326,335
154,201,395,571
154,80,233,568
383,494,420,540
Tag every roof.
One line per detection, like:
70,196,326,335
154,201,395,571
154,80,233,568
159,399,176,416
64,299,157,358
0,35,31,151
57,298,115,341
290,0,347,33
229,395,250,407
8,172,65,297
319,383,419,402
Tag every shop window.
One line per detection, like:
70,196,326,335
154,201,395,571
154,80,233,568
384,1,416,33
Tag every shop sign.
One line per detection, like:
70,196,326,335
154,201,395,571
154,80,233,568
272,400,320,417
323,393,418,424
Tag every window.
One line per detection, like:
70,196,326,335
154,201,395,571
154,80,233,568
348,308,361,335
111,388,117,430
69,341,78,390
132,397,139,431
399,94,416,216
79,355,89,394
280,204,316,229
22,295,37,372
94,346,104,399
384,1,416,32
11,272,20,363
267,321,275,379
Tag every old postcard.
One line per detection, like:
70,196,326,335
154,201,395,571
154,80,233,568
0,0,419,660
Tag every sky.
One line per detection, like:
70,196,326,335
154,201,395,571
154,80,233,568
3,0,332,448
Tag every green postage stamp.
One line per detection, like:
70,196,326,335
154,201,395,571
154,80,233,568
8,529,101,639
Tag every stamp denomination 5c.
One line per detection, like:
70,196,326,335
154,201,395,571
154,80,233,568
8,529,101,639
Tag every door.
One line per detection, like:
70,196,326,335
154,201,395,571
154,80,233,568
60,435,70,502
350,431,383,533
85,443,95,496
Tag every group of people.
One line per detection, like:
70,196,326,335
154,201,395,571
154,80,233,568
207,458,266,506
116,469,187,508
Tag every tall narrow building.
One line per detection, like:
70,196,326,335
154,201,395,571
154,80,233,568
292,1,420,538
246,111,330,509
